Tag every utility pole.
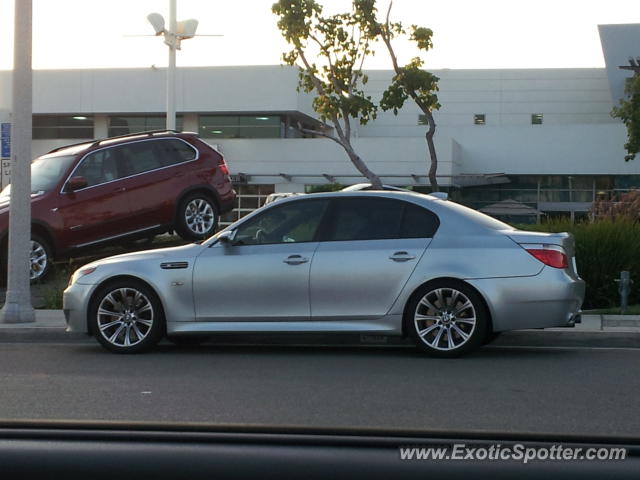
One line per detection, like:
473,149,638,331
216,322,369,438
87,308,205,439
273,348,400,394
147,0,201,131
0,0,35,323
166,0,177,130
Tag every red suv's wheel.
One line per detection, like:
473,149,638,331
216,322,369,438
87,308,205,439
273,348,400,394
176,193,219,241
30,235,53,283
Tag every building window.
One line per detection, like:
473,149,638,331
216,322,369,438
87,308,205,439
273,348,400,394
33,115,94,139
108,115,184,137
219,184,276,227
531,113,543,125
473,114,486,125
199,115,282,139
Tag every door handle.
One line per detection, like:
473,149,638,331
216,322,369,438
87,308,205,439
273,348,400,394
283,254,309,265
389,251,416,262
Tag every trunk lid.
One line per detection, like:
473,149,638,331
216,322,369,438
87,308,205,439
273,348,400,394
507,230,578,275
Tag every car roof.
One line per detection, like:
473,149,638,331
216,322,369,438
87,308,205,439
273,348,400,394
268,190,513,232
341,183,411,192
45,130,197,156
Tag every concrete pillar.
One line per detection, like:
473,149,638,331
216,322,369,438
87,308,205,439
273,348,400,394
94,114,109,139
182,113,198,133
1,0,35,323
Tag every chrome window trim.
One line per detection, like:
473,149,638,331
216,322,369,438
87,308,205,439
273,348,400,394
59,137,200,195
71,224,163,249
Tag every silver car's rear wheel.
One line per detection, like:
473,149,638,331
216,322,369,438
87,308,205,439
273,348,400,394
408,281,487,357
91,281,164,353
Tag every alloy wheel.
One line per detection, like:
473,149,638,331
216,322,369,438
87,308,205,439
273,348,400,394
184,198,215,235
30,240,48,281
97,287,154,348
413,287,477,351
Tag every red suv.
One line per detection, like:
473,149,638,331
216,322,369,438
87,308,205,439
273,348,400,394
0,130,235,281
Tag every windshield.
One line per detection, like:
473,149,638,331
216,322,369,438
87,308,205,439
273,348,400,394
0,154,76,196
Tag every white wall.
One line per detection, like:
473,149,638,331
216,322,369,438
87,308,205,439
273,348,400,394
3,65,638,185
0,66,316,117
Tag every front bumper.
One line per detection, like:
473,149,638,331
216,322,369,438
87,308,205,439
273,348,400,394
62,282,95,334
467,267,585,332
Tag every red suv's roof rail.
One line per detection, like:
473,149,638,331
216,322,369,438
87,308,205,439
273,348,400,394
46,129,190,154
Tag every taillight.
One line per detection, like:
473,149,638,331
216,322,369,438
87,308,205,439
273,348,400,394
218,158,229,175
525,248,568,269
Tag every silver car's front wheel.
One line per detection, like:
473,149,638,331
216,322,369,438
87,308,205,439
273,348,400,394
408,282,487,357
91,281,164,353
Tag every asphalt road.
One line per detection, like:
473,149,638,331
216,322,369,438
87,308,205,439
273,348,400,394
1,341,639,438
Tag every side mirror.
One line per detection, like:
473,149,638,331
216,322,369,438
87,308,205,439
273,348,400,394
217,229,236,245
65,176,88,192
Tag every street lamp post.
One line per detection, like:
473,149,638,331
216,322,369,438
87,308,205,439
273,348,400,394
147,0,199,131
0,0,35,323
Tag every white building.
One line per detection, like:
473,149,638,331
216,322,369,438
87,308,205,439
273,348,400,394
0,24,639,224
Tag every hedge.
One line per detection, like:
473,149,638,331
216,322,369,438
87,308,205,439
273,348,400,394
515,219,640,309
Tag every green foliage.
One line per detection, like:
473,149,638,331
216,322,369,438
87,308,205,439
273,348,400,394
39,265,73,310
305,183,345,193
272,0,379,126
516,219,640,309
378,15,440,115
611,74,640,162
380,57,440,114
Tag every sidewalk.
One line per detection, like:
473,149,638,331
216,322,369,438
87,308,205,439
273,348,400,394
0,311,639,348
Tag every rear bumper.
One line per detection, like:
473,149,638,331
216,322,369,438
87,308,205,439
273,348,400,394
467,267,585,332
218,190,236,214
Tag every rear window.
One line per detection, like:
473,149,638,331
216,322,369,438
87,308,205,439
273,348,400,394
440,200,514,230
325,198,439,241
156,139,197,166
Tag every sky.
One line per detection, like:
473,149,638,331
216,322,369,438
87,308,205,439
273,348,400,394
0,0,638,71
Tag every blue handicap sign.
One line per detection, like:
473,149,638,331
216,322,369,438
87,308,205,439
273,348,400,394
1,123,10,158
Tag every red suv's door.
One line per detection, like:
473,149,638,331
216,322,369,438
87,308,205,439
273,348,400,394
118,138,199,230
56,147,133,249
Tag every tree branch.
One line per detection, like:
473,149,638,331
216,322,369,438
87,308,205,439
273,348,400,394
296,46,327,97
296,122,339,142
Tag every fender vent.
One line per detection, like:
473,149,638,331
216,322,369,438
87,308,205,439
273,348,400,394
160,261,189,270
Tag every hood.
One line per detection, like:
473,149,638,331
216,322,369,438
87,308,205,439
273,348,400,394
0,192,46,213
84,243,204,269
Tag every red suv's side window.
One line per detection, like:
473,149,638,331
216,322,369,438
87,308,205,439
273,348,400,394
74,148,124,187
155,139,197,166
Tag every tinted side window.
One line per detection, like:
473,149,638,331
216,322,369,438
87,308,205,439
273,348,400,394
74,148,123,187
121,141,164,175
234,199,328,245
156,139,197,167
400,204,440,238
328,198,403,241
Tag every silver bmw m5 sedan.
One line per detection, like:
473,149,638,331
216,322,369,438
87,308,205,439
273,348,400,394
63,191,585,357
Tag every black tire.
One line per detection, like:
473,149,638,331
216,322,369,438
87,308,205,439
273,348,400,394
167,335,210,346
89,279,165,354
406,280,488,358
175,193,219,241
30,234,53,284
483,331,501,345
